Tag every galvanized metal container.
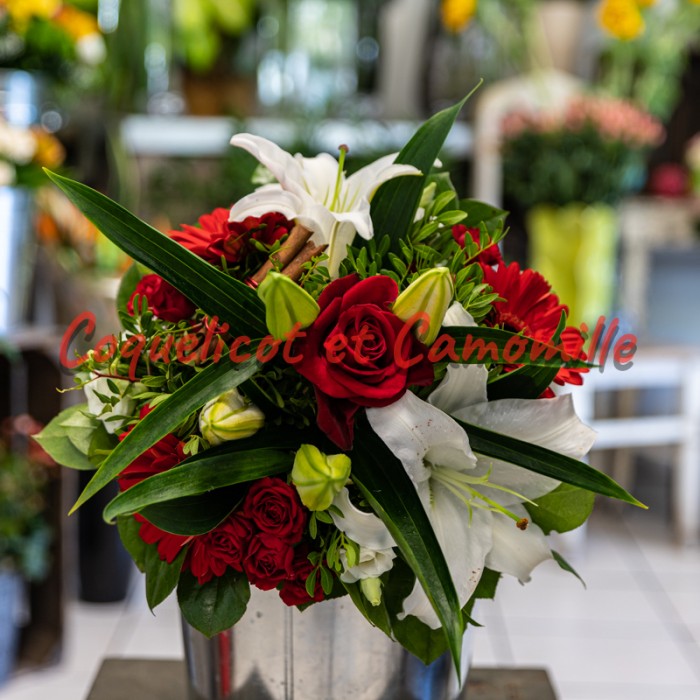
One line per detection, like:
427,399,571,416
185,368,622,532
182,587,471,700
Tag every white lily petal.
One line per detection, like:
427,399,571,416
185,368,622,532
400,486,492,629
325,221,358,278
442,301,476,327
294,152,340,206
454,394,595,460
230,134,305,197
485,505,551,582
330,487,396,551
344,154,421,204
429,363,488,415
367,392,476,484
333,208,373,240
228,187,303,223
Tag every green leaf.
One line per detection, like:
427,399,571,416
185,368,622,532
103,446,293,524
551,550,586,589
525,483,595,535
145,545,188,610
44,170,266,337
370,88,480,253
116,515,149,572
178,569,250,637
71,357,261,513
116,263,144,316
351,416,464,673
436,327,591,369
459,199,507,234
457,419,645,508
33,405,96,470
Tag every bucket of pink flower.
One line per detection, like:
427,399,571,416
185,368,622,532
36,95,644,700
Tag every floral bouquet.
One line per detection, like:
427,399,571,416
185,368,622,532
0,114,64,188
501,93,664,209
0,0,105,79
36,99,642,671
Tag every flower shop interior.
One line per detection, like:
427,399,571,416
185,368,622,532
1,1,700,699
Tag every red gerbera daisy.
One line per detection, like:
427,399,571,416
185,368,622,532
481,261,588,393
169,208,293,267
452,224,502,266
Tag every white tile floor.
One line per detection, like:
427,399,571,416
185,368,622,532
1,505,699,700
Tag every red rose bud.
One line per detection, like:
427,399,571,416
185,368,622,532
242,477,306,544
187,514,254,584
243,533,295,590
279,545,326,606
127,274,196,322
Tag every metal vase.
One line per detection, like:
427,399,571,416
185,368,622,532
182,587,470,700
0,187,35,336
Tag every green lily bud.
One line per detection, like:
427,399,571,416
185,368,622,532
291,444,351,511
199,388,264,445
257,271,320,340
392,267,454,345
360,577,383,607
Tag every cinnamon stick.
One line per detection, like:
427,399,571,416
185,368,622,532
281,243,328,282
249,224,313,285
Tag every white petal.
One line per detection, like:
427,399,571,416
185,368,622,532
400,486,492,629
442,302,476,328
229,188,303,223
295,152,340,205
344,155,421,203
340,547,396,583
367,392,476,484
429,363,488,415
324,220,357,278
485,505,551,582
333,207,373,240
454,394,595,460
229,134,305,197
330,488,396,551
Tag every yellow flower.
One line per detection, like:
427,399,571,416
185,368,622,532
54,5,100,40
5,0,60,27
31,128,65,169
635,0,656,6
598,0,645,40
441,0,477,34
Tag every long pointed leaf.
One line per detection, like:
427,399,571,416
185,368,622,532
71,357,261,513
370,87,480,253
351,416,464,673
457,419,646,508
103,446,294,523
44,170,266,337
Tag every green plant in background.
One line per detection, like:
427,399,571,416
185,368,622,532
502,93,664,208
173,0,255,73
0,425,52,582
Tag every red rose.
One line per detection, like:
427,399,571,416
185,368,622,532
135,514,190,564
292,274,434,449
243,533,295,590
117,433,185,491
452,224,502,266
279,545,326,607
127,274,196,323
187,514,254,584
169,208,293,267
242,477,306,544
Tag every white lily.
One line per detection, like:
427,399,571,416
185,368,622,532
366,335,595,628
229,133,421,276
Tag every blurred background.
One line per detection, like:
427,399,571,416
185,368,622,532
0,1,699,699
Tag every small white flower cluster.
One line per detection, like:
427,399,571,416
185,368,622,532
0,117,38,186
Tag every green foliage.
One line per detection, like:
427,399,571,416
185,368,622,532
525,484,595,535
178,569,251,637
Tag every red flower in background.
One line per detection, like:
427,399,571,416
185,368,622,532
169,208,293,267
452,224,502,266
480,262,588,392
293,274,434,450
127,274,196,323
